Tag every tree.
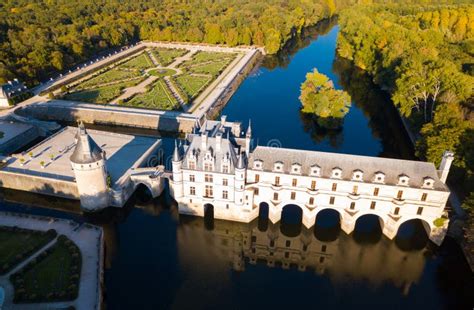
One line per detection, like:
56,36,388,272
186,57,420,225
416,102,468,165
204,24,223,44
300,69,351,129
264,28,281,54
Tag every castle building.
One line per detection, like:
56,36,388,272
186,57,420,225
0,79,26,107
169,116,453,245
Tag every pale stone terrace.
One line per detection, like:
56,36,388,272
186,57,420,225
4,127,159,183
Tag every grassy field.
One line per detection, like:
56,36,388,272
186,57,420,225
175,75,211,99
11,235,82,303
78,69,141,89
64,80,137,103
127,79,178,110
0,226,56,275
151,48,188,66
119,53,154,70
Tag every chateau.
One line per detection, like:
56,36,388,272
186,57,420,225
169,116,452,245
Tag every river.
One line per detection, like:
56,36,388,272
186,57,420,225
0,20,472,309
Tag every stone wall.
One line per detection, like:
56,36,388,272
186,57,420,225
0,170,79,200
17,101,198,133
0,125,39,155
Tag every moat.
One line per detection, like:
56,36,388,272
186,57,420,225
0,20,472,309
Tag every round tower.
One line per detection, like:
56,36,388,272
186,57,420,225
234,152,246,207
70,123,109,211
171,140,184,199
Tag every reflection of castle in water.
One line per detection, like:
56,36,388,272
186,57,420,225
177,216,427,295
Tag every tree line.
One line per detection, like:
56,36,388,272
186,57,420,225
0,0,344,85
337,4,474,206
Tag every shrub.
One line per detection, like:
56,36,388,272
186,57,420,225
433,217,447,227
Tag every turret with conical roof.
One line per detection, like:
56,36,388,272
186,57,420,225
70,123,109,211
171,139,184,199
245,119,252,156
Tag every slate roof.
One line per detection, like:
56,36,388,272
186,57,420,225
70,123,104,164
248,146,447,191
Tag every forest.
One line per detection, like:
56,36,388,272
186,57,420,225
0,0,343,84
337,4,474,205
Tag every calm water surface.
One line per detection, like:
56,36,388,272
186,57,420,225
0,21,472,309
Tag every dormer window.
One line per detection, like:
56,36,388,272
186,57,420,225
273,161,283,172
422,177,434,189
373,172,385,183
309,165,321,177
204,162,213,171
291,163,301,174
253,160,263,170
352,169,363,181
331,167,342,179
398,174,410,186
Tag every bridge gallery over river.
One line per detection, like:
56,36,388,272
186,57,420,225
0,115,453,245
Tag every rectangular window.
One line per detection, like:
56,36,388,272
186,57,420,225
222,165,229,173
370,201,376,209
421,193,427,202
320,257,325,263
205,185,213,198
190,186,196,195
329,196,335,205
223,178,228,186
352,185,358,194
321,245,327,252
255,174,260,183
205,174,213,183
189,175,195,182
311,180,316,190
273,192,279,201
291,192,296,200
374,187,379,196
204,162,212,171
394,207,400,215
397,190,403,200
285,252,289,258
303,244,308,251
188,161,196,169
292,178,297,187
286,240,291,247
222,190,228,200
417,207,423,215
350,202,355,210
254,188,259,196
332,183,337,191
309,197,314,205
270,240,275,247
275,176,280,186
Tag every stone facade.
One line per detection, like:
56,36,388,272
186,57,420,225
169,116,452,245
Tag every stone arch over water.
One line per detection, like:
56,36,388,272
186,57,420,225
203,203,214,230
353,213,385,244
280,204,303,237
314,208,342,242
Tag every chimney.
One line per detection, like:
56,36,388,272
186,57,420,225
201,131,208,150
221,115,227,126
216,133,222,153
438,151,454,183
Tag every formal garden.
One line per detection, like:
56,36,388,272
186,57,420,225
10,235,82,303
0,226,57,275
59,46,239,110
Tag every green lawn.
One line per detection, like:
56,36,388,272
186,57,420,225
79,69,141,89
11,235,81,303
0,226,56,275
189,51,236,64
151,48,188,66
126,80,179,110
148,68,177,77
175,75,211,99
64,80,138,103
188,60,230,76
119,53,154,70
